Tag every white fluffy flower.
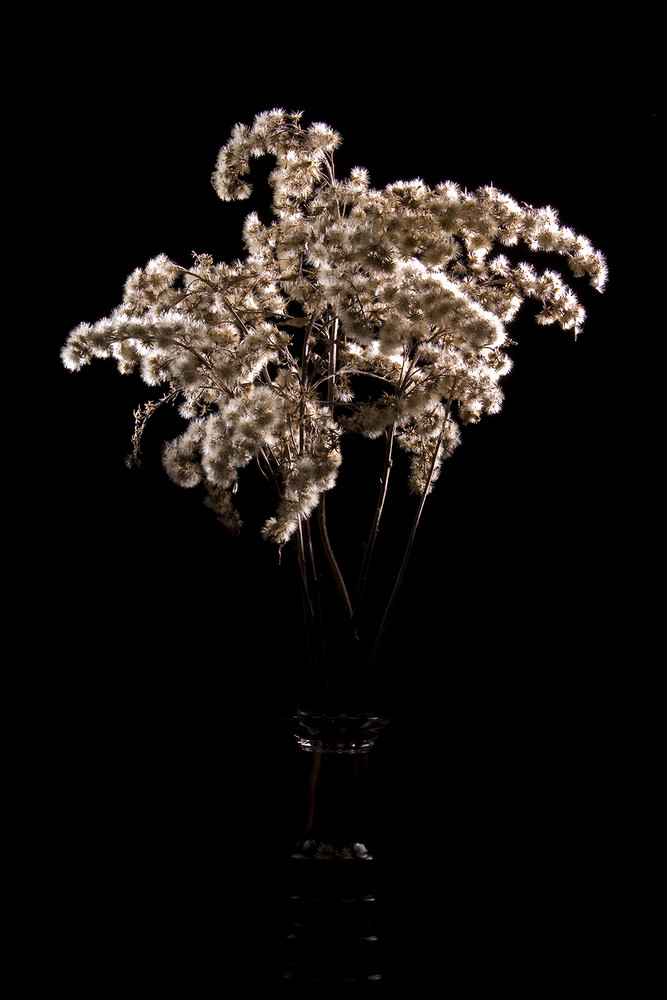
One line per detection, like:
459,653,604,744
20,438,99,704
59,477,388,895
62,109,606,544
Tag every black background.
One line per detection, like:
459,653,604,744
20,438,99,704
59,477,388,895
13,12,659,993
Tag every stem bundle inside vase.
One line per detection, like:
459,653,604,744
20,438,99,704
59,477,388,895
61,109,607,706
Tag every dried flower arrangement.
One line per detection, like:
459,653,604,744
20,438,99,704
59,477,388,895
62,109,606,697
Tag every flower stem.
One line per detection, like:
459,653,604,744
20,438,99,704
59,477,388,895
353,423,395,633
317,494,354,624
369,403,453,671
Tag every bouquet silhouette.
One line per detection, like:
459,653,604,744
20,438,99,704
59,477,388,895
62,109,606,705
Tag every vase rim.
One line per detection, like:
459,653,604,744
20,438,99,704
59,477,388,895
286,710,391,753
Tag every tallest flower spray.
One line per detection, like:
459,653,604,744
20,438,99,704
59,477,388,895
61,109,606,697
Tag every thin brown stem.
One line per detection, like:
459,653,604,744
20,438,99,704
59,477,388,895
314,311,353,620
353,423,395,631
328,315,339,401
317,493,354,624
303,517,328,686
369,398,455,670
290,527,325,702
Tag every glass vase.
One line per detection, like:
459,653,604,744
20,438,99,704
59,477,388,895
268,710,390,994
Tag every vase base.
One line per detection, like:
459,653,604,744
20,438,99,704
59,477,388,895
269,841,387,991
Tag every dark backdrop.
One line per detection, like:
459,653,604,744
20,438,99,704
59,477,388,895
16,14,658,994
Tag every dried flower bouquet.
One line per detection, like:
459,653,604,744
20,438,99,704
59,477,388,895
62,109,606,698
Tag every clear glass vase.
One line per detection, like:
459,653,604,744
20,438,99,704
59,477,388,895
268,710,390,994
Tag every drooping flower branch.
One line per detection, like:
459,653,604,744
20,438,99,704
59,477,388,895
61,109,606,692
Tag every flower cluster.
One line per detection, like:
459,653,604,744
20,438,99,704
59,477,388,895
62,109,606,545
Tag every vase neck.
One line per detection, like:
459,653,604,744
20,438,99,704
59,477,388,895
289,711,389,753
302,750,371,852
287,713,389,859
